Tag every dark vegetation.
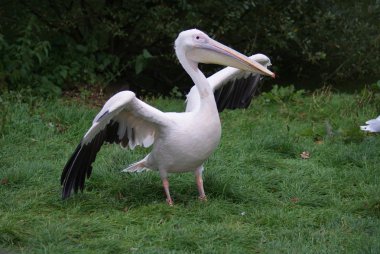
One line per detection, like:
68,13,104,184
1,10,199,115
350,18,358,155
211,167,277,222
0,0,379,96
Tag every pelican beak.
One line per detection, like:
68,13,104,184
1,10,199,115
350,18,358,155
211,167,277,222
189,38,275,78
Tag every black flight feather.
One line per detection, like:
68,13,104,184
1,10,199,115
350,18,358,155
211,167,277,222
61,120,128,199
214,74,262,112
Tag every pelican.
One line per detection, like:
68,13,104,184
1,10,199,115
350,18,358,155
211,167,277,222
61,29,275,205
360,116,380,132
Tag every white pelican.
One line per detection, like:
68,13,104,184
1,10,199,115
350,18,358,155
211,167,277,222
360,116,380,132
61,29,275,205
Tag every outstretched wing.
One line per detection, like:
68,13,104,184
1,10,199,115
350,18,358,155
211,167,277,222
61,91,169,199
186,54,272,112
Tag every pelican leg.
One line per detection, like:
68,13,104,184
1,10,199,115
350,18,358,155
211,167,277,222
195,166,207,202
162,178,173,206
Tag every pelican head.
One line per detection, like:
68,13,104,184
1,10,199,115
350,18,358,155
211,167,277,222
175,29,275,78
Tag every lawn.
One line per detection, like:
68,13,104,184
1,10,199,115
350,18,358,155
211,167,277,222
1,87,379,253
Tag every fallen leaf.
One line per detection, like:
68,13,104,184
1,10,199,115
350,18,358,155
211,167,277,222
300,151,310,159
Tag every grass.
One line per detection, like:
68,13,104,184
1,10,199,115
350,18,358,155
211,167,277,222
1,87,380,253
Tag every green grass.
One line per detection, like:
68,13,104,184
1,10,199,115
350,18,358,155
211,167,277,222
1,88,380,253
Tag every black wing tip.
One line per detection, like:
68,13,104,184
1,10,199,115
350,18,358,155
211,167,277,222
61,142,82,183
215,74,262,112
61,188,83,200
61,192,71,200
60,121,122,200
60,140,89,200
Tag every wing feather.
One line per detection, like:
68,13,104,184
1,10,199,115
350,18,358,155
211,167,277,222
61,91,168,199
214,74,262,111
186,53,272,112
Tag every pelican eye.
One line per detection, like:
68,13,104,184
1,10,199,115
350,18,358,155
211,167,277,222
194,35,207,43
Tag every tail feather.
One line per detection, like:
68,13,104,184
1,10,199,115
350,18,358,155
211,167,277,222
122,159,150,173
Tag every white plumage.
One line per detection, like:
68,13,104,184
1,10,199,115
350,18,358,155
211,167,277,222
61,29,274,205
360,116,380,133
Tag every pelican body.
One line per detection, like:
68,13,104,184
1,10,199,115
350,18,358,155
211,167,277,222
61,29,274,205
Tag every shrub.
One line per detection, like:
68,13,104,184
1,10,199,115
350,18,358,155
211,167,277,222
0,0,378,96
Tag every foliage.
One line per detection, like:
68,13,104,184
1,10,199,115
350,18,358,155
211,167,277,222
0,14,121,96
0,0,379,96
261,85,306,104
135,49,154,75
370,80,380,92
0,18,55,95
1,90,380,253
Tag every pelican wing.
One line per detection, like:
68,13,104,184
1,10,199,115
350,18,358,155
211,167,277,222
61,91,169,199
186,54,271,112
213,72,262,111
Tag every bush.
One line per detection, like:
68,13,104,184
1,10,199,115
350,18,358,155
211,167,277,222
0,0,378,96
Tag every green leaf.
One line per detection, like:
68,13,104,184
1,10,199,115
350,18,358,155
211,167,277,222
135,49,153,75
59,69,68,79
142,49,152,59
135,55,145,75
